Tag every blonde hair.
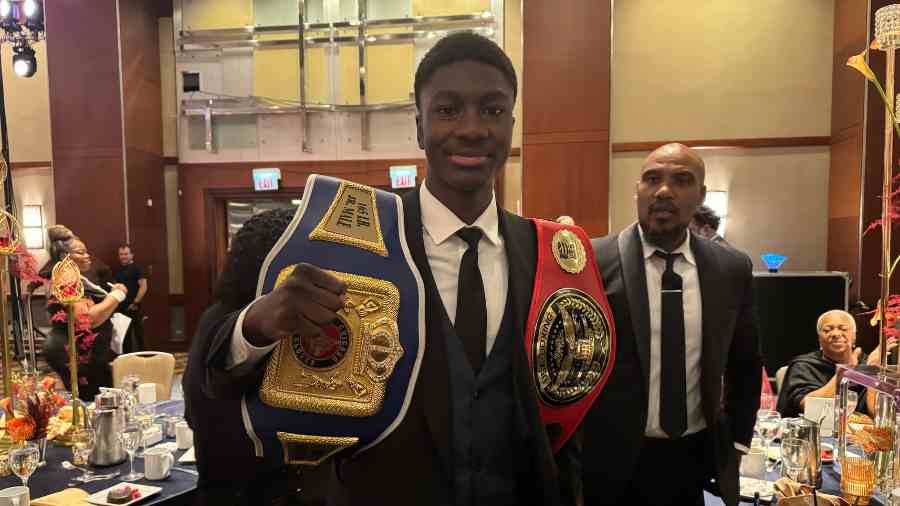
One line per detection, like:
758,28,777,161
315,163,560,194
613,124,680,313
816,309,856,333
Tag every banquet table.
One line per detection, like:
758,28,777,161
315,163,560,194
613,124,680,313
703,449,887,506
0,399,197,505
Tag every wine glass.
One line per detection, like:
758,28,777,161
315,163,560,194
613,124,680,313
756,410,782,471
118,424,144,482
9,443,39,487
70,428,95,481
781,437,809,481
134,403,155,457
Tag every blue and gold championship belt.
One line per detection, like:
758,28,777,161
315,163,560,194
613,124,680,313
525,220,616,452
242,174,425,465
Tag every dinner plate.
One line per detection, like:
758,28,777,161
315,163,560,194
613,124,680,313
739,477,774,503
85,484,162,506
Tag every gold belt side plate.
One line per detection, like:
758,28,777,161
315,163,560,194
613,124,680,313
260,266,403,417
276,432,359,466
308,180,388,257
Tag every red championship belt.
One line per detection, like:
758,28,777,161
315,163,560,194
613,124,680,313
525,219,616,452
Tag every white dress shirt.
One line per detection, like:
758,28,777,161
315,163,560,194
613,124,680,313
638,225,705,439
226,183,508,370
419,181,508,357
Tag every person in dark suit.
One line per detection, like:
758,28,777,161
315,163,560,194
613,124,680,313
581,143,762,506
183,32,571,506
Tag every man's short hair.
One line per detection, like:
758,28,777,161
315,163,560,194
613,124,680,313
414,31,517,109
692,205,721,230
816,309,857,333
119,244,132,251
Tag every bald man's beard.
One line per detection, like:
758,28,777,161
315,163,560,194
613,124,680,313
639,218,689,251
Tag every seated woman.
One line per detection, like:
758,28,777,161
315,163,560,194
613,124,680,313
777,309,895,418
42,225,128,401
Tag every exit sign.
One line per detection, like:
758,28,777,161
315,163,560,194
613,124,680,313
253,168,281,191
390,165,417,189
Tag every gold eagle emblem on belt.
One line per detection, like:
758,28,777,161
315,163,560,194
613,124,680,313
532,288,612,405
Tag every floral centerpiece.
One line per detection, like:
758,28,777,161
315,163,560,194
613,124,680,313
2,375,66,443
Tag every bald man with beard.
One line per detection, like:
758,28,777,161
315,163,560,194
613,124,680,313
577,144,762,506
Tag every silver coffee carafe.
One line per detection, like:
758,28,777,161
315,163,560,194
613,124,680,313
89,391,127,466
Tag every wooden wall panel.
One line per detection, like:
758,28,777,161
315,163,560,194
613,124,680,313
180,159,428,338
522,0,610,236
120,0,170,350
47,0,127,271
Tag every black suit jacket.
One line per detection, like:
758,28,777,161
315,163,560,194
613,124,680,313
581,223,761,506
184,188,565,506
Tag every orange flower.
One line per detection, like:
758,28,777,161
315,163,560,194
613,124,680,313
872,38,882,50
0,398,11,417
848,49,877,82
7,417,35,442
40,376,55,392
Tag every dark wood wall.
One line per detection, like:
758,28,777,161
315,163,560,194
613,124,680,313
828,0,900,349
521,0,611,237
46,0,127,270
119,0,170,350
47,0,172,350
180,159,427,340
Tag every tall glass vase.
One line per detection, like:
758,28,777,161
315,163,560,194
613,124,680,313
836,365,900,504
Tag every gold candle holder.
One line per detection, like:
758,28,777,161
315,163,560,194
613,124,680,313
0,208,21,404
50,255,84,430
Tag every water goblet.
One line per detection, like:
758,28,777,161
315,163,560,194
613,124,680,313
781,437,809,482
756,410,782,471
70,428,95,481
118,423,144,482
9,443,40,488
134,403,155,457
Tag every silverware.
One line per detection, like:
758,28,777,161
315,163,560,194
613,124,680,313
78,471,120,483
171,466,198,476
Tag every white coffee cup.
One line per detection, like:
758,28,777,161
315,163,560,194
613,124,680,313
144,447,174,480
137,383,157,405
0,485,29,506
175,421,193,450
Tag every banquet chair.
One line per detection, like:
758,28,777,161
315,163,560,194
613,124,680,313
112,351,176,401
775,365,788,393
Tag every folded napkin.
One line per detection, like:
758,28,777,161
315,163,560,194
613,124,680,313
774,478,850,506
179,446,196,463
32,488,90,506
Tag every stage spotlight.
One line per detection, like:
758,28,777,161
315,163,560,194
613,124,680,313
13,45,36,78
0,1,11,20
23,0,41,31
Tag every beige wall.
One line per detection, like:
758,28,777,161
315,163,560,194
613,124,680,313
2,41,52,162
610,146,830,271
160,19,178,158
11,166,55,268
164,165,184,294
609,1,834,271
612,0,834,142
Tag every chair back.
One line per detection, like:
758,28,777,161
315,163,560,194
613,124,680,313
112,352,176,401
776,365,789,393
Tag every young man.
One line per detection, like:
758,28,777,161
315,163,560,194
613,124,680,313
183,32,572,506
583,144,761,506
114,244,147,352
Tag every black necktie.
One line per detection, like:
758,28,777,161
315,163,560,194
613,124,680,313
654,250,687,439
456,227,486,374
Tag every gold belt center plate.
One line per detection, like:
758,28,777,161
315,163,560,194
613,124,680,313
260,267,403,417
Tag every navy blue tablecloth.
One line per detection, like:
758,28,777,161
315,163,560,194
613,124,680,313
704,447,886,506
0,399,196,505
